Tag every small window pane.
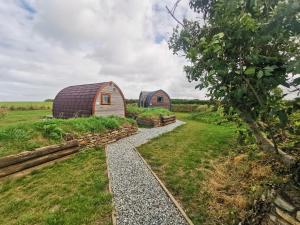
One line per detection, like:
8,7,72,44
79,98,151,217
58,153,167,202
101,94,111,105
157,96,163,103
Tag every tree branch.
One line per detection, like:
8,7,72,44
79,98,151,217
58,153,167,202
166,0,184,27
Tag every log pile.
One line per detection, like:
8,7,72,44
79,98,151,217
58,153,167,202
0,140,80,178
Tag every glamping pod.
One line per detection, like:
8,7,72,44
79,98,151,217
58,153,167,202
53,82,126,118
138,90,171,110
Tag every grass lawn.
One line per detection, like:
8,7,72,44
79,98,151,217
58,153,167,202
0,147,112,225
0,110,51,128
137,112,237,224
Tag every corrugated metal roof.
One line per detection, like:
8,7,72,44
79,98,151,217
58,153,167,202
53,82,109,118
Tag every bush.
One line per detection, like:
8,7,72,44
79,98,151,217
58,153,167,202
41,124,64,140
0,108,8,119
171,99,210,105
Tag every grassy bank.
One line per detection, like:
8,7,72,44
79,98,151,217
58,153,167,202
127,105,173,120
137,112,286,224
0,116,135,157
0,147,112,225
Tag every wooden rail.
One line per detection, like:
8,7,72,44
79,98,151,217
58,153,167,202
0,140,80,178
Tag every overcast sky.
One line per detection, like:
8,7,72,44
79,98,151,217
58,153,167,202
0,0,208,101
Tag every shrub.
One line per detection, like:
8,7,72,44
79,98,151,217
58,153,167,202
0,108,8,119
41,124,64,140
171,99,210,105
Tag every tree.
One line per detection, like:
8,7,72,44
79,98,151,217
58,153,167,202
169,0,300,163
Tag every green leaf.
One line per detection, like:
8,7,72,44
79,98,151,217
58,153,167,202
277,111,288,126
257,70,264,79
263,65,278,76
244,67,256,75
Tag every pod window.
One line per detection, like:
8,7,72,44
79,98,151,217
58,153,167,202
101,93,111,105
157,96,163,103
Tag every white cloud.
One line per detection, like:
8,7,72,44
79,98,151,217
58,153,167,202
0,0,207,101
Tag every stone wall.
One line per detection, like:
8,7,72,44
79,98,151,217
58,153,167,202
76,124,138,147
136,115,176,128
267,183,300,225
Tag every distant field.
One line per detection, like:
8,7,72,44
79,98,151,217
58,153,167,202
0,102,52,110
0,110,51,128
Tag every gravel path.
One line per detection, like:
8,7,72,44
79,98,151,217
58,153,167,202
106,120,188,225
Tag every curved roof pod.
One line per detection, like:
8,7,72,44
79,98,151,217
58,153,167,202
53,81,126,118
138,89,171,110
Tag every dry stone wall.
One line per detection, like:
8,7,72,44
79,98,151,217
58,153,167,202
137,115,176,128
76,124,138,147
267,184,300,225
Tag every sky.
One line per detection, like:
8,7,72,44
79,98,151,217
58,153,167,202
0,0,207,101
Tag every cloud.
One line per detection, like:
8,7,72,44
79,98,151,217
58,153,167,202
0,0,207,101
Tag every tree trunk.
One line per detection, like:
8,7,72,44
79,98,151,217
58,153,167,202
240,112,296,167
240,113,276,152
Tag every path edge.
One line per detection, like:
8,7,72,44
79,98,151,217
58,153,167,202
105,146,117,225
134,147,195,225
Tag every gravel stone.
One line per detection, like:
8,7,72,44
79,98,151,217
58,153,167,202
106,120,188,225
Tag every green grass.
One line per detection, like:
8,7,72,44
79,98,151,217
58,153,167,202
0,116,135,157
0,110,51,128
0,102,52,110
137,112,237,224
127,105,173,119
0,147,112,225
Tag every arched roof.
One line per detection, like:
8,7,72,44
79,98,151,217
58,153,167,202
53,82,109,118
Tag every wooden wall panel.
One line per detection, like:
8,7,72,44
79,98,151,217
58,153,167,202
94,83,125,117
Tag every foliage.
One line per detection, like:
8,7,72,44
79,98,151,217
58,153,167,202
171,99,210,105
0,147,112,225
0,108,8,119
125,99,138,104
0,116,134,157
127,105,173,120
0,102,52,111
169,0,300,153
172,104,210,112
44,99,54,102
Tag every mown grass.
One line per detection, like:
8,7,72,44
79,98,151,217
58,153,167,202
0,101,52,111
0,147,112,225
0,116,135,157
0,110,51,128
127,105,173,119
138,112,237,224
